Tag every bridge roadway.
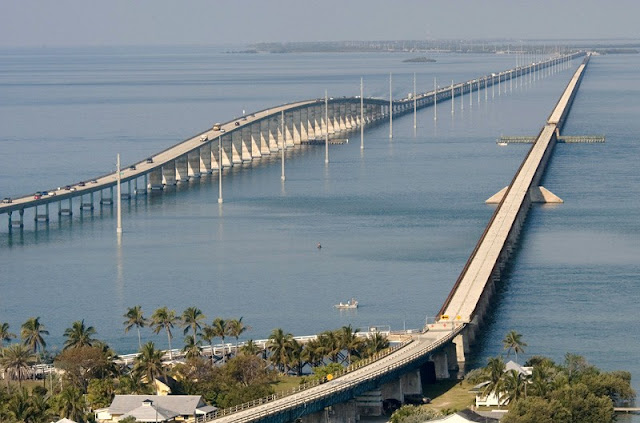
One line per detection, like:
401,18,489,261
439,55,590,329
0,52,582,225
202,55,591,422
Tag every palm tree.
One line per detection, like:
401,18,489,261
364,333,390,357
267,328,294,373
503,330,527,363
301,338,325,368
181,307,205,346
150,307,178,360
20,317,49,355
0,344,35,387
182,335,202,360
200,325,217,365
55,386,86,422
0,322,16,347
133,342,165,393
63,319,97,349
240,339,262,356
4,387,34,421
210,318,228,362
317,330,342,363
482,356,506,400
338,325,364,365
227,317,251,355
499,369,528,404
288,339,304,376
123,305,148,350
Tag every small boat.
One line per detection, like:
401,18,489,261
497,142,508,146
335,298,358,309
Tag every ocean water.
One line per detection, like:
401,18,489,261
0,47,638,414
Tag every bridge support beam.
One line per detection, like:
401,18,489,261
221,135,233,167
162,161,177,185
250,123,262,158
175,156,188,182
432,350,450,380
231,131,242,164
148,169,163,190
187,150,200,178
241,127,252,162
268,116,279,152
34,204,50,222
199,144,212,174
259,120,271,155
301,401,358,423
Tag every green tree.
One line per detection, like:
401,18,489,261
502,397,570,423
201,325,217,365
181,307,206,346
0,344,35,387
53,386,87,423
240,339,262,356
182,335,202,360
500,369,529,404
87,378,115,409
0,322,16,347
550,383,615,423
133,342,165,392
20,317,49,355
63,320,97,350
4,387,36,423
150,307,178,360
338,325,363,365
301,338,325,368
503,330,527,363
364,332,390,357
482,356,506,400
267,328,294,373
210,318,228,363
123,305,148,350
54,345,116,391
227,317,250,355
317,330,342,363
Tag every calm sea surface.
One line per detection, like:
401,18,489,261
1,47,638,413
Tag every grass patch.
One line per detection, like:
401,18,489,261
422,379,475,413
271,375,305,394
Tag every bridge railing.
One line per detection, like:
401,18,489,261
194,337,414,422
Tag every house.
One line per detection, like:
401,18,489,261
53,419,78,423
428,409,500,422
474,360,532,407
95,395,217,422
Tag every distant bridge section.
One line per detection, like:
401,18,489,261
1,52,584,231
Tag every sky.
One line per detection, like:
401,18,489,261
0,0,638,48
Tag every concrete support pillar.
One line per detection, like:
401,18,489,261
100,189,112,205
339,104,347,130
199,143,212,174
249,123,261,158
268,117,279,152
162,161,177,185
432,350,450,380
187,150,200,178
284,112,294,147
259,120,270,155
148,169,163,190
231,130,243,164
299,108,308,142
301,401,358,423
454,333,469,377
210,139,220,170
174,156,188,182
35,203,50,221
239,126,251,161
332,104,340,133
221,135,233,167
307,107,316,139
292,110,301,144
80,193,94,210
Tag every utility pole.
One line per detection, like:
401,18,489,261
360,77,364,150
218,135,223,204
116,153,122,234
281,110,286,181
325,91,329,163
389,73,393,139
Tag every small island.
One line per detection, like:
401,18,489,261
403,56,436,63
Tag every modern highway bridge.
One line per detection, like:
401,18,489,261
0,52,582,230
5,52,589,422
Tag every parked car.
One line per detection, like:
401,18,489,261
404,394,431,405
2,197,11,204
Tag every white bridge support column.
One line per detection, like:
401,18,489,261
34,204,50,222
259,120,270,155
338,103,347,131
299,108,309,142
301,401,358,423
175,156,188,182
250,123,262,158
316,105,326,137
210,138,220,170
348,103,357,128
306,107,316,139
284,112,294,147
148,169,163,190
241,127,252,162
292,110,302,145
199,143,212,174
162,161,177,185
267,117,279,152
187,150,200,178
221,135,233,167
454,332,470,377
231,130,243,164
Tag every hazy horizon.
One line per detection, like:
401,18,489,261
1,0,639,48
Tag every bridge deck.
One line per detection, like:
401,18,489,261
442,60,588,321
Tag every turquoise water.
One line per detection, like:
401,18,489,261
1,48,638,415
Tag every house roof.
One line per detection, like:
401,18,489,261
121,402,179,422
55,419,78,423
505,360,532,375
108,395,205,416
430,409,500,422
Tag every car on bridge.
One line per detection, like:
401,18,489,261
146,158,153,164
2,197,11,204
213,123,222,131
34,192,43,199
